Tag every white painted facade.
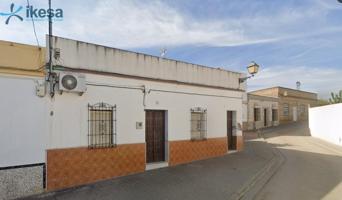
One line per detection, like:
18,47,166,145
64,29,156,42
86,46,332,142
49,72,244,149
0,36,246,167
0,72,244,167
309,103,342,146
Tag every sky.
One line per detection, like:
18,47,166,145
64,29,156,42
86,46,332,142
0,0,342,98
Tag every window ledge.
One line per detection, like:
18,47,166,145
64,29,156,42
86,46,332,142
190,138,207,142
88,144,117,149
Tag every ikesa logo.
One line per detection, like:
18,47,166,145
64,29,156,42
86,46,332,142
0,3,63,25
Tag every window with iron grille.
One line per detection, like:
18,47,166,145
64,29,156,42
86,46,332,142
88,102,116,148
191,108,207,140
272,109,278,121
254,108,261,121
283,103,289,116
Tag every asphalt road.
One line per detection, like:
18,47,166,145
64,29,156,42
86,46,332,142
255,123,342,200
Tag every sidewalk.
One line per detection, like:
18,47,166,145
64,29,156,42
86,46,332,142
21,138,276,200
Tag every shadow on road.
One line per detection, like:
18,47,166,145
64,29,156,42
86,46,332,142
246,122,342,200
243,121,311,141
254,143,342,200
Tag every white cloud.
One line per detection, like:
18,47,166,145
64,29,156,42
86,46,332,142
1,0,339,48
56,0,338,48
56,0,254,48
248,66,342,99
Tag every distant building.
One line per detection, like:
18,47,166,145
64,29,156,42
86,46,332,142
244,87,318,130
243,94,279,131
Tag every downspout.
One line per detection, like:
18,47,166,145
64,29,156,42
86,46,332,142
142,85,151,108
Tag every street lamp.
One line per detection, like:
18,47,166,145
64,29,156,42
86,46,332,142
239,61,260,83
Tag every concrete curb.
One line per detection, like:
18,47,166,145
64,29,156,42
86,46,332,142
229,138,285,200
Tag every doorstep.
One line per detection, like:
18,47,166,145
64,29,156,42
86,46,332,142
227,150,238,154
145,162,169,170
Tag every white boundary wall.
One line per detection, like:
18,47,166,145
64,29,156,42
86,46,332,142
309,103,342,146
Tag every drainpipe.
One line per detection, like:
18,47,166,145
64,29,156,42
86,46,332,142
142,85,151,107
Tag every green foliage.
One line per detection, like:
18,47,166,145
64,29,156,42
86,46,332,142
329,90,342,104
317,99,329,107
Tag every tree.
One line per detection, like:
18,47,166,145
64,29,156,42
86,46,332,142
329,90,342,104
317,99,329,107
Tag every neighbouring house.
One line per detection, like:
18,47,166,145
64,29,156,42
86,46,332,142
0,37,247,199
249,87,318,125
243,94,279,131
0,40,46,200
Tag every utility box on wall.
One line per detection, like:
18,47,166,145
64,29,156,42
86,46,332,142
136,122,143,129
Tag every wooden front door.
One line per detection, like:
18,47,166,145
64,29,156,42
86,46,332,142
145,110,165,163
227,111,236,150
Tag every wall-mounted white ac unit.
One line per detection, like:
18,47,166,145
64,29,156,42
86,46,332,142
58,72,86,95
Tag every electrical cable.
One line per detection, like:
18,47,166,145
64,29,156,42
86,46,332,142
26,0,40,47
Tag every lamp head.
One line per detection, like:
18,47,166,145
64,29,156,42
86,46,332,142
247,61,259,75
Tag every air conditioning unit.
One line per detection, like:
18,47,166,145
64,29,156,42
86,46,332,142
58,72,86,95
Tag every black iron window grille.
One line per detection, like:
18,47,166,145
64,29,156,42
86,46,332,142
88,102,117,148
283,103,289,116
190,107,207,140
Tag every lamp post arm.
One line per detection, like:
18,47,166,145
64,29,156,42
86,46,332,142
239,74,255,83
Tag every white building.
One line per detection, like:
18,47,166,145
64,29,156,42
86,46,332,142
0,37,246,198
